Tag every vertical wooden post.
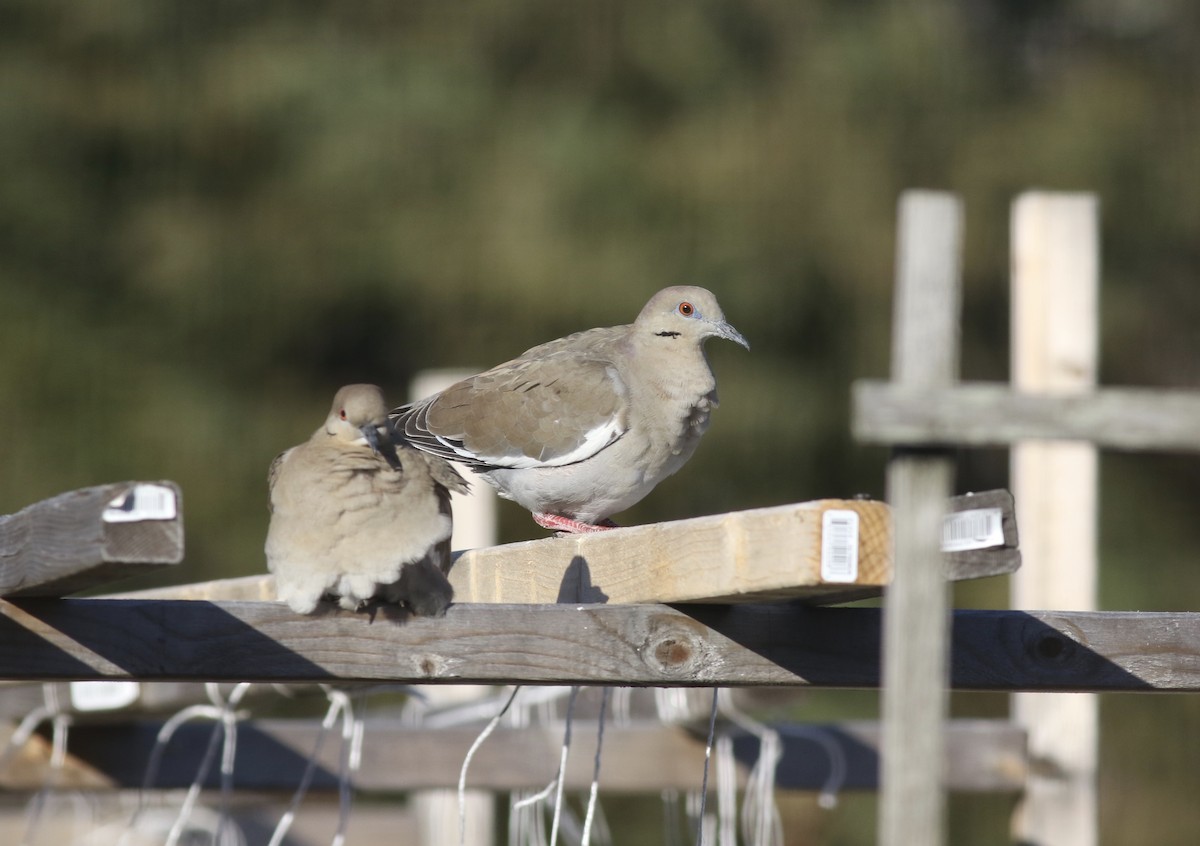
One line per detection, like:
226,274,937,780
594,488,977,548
410,370,499,846
1010,193,1100,846
879,191,963,846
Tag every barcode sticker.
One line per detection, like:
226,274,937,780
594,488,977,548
70,681,140,712
103,484,177,523
821,510,860,583
942,507,1004,552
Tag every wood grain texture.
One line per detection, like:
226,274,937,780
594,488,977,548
854,380,1200,452
117,494,1016,606
879,190,962,846
1,600,1196,691
0,482,183,597
448,499,894,604
1010,190,1100,846
0,718,1026,794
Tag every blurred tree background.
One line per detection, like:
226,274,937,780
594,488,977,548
2,0,1200,843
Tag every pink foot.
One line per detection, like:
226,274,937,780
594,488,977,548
533,513,619,533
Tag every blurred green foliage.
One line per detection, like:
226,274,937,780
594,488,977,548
3,0,1200,842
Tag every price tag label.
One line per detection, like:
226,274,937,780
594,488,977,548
70,681,140,712
942,507,1005,552
103,484,177,523
821,510,860,583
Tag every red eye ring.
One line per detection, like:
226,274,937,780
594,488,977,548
678,301,694,317
339,409,347,420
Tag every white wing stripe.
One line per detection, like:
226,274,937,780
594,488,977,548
445,417,623,470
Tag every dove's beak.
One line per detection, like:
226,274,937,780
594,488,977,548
714,320,750,351
361,423,384,455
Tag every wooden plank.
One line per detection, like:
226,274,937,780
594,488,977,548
0,718,1026,794
0,680,320,721
121,501,895,605
0,792,417,846
2,600,1195,690
0,482,183,597
942,489,1019,581
880,190,962,846
854,381,1200,451
117,493,1017,607
112,574,277,601
1010,191,1100,846
450,498,894,604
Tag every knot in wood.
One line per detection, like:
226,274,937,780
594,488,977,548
642,614,708,678
1024,617,1086,668
408,653,452,679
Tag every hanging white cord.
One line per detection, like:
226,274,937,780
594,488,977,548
579,687,611,846
548,686,579,846
458,685,522,846
19,684,71,846
662,789,683,846
775,724,847,809
214,684,248,846
267,687,351,846
694,688,720,846
510,787,548,846
118,702,214,846
715,689,784,846
611,686,632,726
511,687,579,846
0,704,51,771
742,730,783,846
165,683,251,846
715,735,737,846
331,691,364,846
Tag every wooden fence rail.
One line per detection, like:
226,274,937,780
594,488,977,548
2,599,1198,690
1,718,1026,794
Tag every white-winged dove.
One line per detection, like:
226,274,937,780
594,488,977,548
267,384,469,615
391,286,748,533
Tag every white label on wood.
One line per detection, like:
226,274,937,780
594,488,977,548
941,508,1005,552
821,510,860,583
70,681,140,711
103,484,177,523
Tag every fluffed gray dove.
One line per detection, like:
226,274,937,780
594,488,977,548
390,286,748,533
267,384,469,616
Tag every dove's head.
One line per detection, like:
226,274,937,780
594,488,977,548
325,383,392,453
637,286,749,351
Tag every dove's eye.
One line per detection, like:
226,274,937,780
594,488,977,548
678,302,694,317
339,409,347,420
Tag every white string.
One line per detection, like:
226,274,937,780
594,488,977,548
119,703,218,846
775,724,848,809
579,687,610,846
267,687,350,846
611,686,632,726
511,780,558,810
508,686,580,845
510,789,548,846
694,688,719,846
165,683,251,846
655,687,698,724
687,791,716,846
332,691,363,846
547,686,579,846
0,704,52,770
715,735,737,846
19,685,72,846
662,789,683,846
458,685,522,846
215,684,249,846
715,689,784,845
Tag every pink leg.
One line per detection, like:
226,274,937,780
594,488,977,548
533,512,619,533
